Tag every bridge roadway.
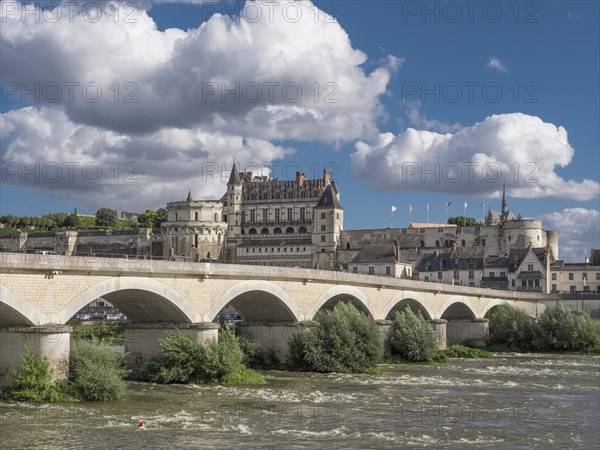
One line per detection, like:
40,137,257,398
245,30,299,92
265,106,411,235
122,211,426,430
1,253,598,383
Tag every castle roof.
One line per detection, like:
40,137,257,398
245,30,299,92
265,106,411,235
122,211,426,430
350,246,398,264
227,163,241,185
315,184,343,209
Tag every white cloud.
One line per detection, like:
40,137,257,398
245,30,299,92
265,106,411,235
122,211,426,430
486,56,509,73
350,113,600,201
538,209,600,262
0,1,396,143
0,107,292,211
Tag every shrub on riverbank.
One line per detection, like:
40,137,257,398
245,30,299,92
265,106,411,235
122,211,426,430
487,304,538,351
147,324,265,385
70,338,128,401
390,309,437,362
2,347,79,403
487,304,600,353
444,345,492,358
287,302,383,373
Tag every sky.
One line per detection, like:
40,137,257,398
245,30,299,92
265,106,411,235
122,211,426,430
0,0,599,262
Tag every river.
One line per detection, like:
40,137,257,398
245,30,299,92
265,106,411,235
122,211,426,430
1,353,598,449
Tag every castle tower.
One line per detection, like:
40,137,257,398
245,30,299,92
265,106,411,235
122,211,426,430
313,184,344,270
500,181,508,222
224,162,242,262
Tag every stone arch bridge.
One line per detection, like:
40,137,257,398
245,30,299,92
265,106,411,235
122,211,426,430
1,253,597,382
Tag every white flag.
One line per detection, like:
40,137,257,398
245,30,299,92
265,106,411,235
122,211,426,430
408,204,413,214
464,202,468,209
391,205,397,213
426,203,429,211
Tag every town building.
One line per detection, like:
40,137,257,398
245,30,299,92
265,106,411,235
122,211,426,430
549,250,600,294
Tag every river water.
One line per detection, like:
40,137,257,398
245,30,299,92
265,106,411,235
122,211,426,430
1,353,598,449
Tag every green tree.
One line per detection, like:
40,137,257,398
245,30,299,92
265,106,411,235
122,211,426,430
63,213,80,228
487,304,538,351
137,209,157,228
448,216,479,226
288,302,383,373
95,208,118,228
155,208,168,227
390,308,437,361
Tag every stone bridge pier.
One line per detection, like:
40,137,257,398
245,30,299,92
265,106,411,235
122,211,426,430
0,325,72,385
124,322,219,372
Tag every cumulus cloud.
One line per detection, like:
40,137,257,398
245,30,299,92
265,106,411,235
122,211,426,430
0,107,292,211
405,101,463,133
538,209,600,262
0,1,395,142
351,113,600,201
486,56,509,73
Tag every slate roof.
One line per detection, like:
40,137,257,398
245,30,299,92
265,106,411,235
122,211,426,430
350,246,397,264
315,184,343,209
417,253,484,272
227,163,241,185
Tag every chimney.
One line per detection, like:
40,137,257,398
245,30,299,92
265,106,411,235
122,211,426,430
323,169,331,185
295,171,306,186
393,240,400,263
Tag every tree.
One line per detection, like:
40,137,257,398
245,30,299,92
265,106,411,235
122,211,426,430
95,208,118,228
448,216,479,227
137,209,157,228
390,309,437,361
63,213,80,228
155,208,168,227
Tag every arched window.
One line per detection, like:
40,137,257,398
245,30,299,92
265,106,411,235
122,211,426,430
249,228,257,235
444,240,449,247
286,227,294,234
261,228,269,235
482,239,486,246
298,226,307,233
195,212,199,221
461,239,466,246
346,242,351,250
435,240,440,248
273,227,282,234
420,240,425,248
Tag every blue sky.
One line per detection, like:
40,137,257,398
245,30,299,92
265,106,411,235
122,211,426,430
1,1,598,260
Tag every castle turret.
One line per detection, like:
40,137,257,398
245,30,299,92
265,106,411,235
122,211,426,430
313,184,344,270
224,162,243,262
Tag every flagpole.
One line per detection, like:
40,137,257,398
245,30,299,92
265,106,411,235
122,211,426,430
426,204,429,223
481,201,485,223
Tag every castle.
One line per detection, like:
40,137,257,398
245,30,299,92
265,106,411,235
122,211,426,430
161,165,559,273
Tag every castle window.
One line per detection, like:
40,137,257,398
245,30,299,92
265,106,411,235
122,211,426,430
346,243,351,250
321,235,326,242
287,208,293,221
435,240,440,248
194,234,198,247
336,213,339,219
568,273,574,280
368,267,375,275
469,270,474,279
386,266,391,275
300,207,306,222
490,272,495,278
250,210,255,223
249,228,257,235
286,227,294,234
275,208,280,222
195,212,199,221
275,192,280,199
500,271,506,278
214,213,218,222
246,248,249,253
175,212,178,221
273,227,282,234
262,209,267,222
453,270,459,279
512,279,516,287
298,226,307,233
508,235,511,241
437,271,442,279
420,241,425,248
481,239,486,246
444,240,449,247
461,240,466,246
251,193,256,200
528,264,534,271
261,228,269,235
321,212,326,219
552,273,557,280
321,225,326,231
582,273,588,280
353,267,358,273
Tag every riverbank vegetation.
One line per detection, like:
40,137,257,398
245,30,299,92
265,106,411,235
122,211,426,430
287,303,383,373
487,304,600,353
1,339,126,403
146,324,266,385
69,321,125,342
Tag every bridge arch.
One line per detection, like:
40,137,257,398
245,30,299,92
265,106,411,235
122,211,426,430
208,280,300,322
308,285,374,320
439,296,477,320
0,286,44,325
58,277,199,324
482,300,537,319
382,292,435,321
